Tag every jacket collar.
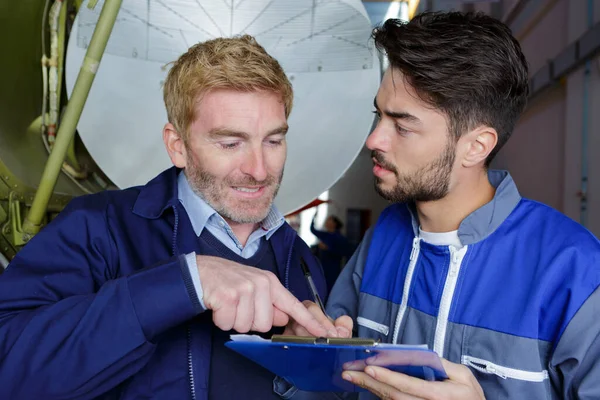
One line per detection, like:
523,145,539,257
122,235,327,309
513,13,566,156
407,169,522,245
132,166,180,219
458,169,522,245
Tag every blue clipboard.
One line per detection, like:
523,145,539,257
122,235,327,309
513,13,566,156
225,335,448,392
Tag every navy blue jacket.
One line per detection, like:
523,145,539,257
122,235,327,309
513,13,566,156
0,167,327,399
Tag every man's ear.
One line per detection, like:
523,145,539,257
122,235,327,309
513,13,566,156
461,126,498,168
163,123,187,168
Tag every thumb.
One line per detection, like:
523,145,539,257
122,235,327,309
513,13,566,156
334,316,353,338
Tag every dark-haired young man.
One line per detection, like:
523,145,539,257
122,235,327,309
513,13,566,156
285,11,600,400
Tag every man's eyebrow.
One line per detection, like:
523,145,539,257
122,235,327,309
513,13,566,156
266,125,289,136
207,129,250,139
374,98,422,125
208,125,289,139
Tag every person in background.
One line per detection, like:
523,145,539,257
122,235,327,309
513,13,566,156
310,213,352,293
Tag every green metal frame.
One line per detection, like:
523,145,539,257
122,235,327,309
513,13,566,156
22,0,123,237
57,0,83,171
0,158,71,259
0,0,123,258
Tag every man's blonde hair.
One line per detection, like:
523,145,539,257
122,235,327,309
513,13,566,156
163,35,293,139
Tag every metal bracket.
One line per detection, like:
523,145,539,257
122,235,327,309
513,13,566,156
2,192,31,248
0,201,6,226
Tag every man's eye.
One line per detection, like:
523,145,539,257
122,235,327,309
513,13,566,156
396,125,410,135
220,142,239,150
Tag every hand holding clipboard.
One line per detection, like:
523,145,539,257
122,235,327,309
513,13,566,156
226,334,447,392
226,257,446,392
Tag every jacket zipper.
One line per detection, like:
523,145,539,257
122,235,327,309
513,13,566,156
170,205,197,400
357,317,390,336
462,355,549,382
185,224,294,399
187,326,197,400
433,245,468,357
392,237,421,344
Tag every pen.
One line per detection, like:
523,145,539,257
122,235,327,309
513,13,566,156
299,257,328,317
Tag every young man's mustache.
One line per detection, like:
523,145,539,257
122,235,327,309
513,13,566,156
371,151,397,174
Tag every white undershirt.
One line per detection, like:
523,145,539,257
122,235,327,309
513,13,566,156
418,227,462,248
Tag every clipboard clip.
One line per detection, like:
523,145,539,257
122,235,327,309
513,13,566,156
271,335,380,346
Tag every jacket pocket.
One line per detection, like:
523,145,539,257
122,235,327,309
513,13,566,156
462,355,549,382
357,317,390,336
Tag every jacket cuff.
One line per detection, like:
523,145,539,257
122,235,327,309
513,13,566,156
183,252,206,310
127,255,203,340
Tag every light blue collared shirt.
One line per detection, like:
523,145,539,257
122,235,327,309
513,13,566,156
178,172,285,308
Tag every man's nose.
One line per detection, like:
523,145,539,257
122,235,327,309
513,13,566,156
240,147,268,182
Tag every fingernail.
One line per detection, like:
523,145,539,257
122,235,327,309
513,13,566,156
365,354,378,364
365,367,375,377
337,327,350,337
328,329,339,337
342,372,353,382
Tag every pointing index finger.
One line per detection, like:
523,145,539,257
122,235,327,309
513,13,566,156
270,280,330,337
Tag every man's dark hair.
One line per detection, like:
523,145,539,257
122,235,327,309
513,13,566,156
329,216,343,231
372,11,529,166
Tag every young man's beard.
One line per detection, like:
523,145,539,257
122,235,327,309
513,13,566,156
373,139,456,203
